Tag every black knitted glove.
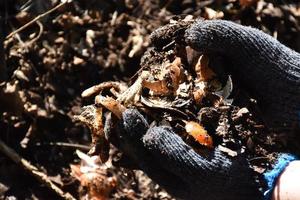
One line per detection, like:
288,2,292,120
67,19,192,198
185,20,300,131
103,20,300,200
105,109,263,200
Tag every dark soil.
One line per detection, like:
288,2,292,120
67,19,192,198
0,0,300,199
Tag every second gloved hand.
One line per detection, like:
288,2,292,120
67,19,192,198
185,20,300,130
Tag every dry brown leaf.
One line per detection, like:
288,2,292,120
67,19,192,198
95,95,126,119
167,57,182,91
142,80,169,95
195,55,216,81
142,57,182,95
193,88,206,105
74,105,110,162
74,105,104,137
70,151,117,200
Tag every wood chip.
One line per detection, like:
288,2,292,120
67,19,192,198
218,145,238,157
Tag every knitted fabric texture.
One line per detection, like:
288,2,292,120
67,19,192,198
113,109,263,200
106,20,300,200
185,20,300,130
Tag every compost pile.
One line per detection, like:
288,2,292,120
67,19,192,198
77,17,257,160
1,0,300,199
75,16,292,193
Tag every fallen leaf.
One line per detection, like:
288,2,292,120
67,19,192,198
70,151,117,200
95,95,126,119
195,55,216,81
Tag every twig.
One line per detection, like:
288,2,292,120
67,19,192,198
81,81,125,98
248,156,268,162
0,139,76,200
5,1,68,40
35,142,91,151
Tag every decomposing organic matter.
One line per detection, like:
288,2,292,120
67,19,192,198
75,17,299,197
75,17,269,167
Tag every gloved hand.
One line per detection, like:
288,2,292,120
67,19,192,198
105,109,263,200
105,20,300,200
185,20,300,131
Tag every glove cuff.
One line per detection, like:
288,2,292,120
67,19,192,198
263,154,298,200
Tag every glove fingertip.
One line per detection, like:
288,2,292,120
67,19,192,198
185,19,236,52
185,19,215,52
122,109,149,138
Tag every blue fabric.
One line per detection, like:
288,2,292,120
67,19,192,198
263,154,298,200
